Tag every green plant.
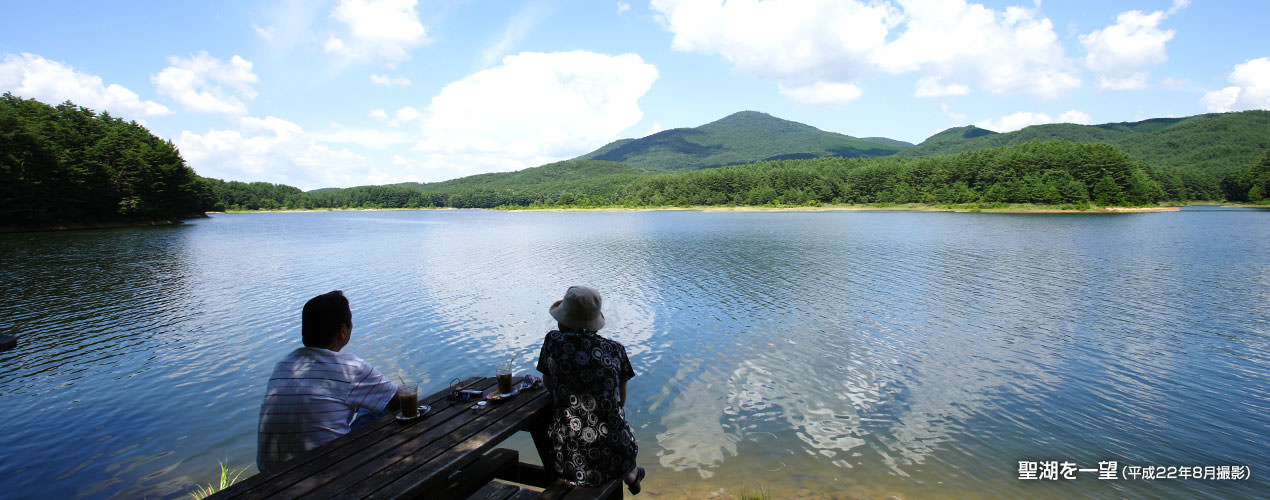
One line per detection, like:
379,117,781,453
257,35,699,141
190,461,249,500
737,486,770,500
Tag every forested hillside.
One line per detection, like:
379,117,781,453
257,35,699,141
903,111,1270,175
0,94,212,227
577,111,906,170
214,141,1266,210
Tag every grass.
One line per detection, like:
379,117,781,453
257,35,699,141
190,462,249,500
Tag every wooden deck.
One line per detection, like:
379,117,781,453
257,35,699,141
210,376,596,500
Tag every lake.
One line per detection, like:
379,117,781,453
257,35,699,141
0,208,1266,499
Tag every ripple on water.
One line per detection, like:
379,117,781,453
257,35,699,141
0,210,1266,499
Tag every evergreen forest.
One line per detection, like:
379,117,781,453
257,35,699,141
3,94,1269,225
1,94,212,227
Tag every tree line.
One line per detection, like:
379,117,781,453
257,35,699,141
5,94,1266,225
210,141,1261,211
1,94,212,227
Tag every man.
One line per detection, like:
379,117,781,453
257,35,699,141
257,290,400,474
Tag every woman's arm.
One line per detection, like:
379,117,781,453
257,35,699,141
619,379,627,407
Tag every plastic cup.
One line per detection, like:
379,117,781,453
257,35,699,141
400,383,418,418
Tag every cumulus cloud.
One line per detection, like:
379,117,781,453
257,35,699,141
327,0,428,62
617,1,631,14
1080,0,1187,91
1201,57,1270,112
779,81,863,106
1058,110,1093,124
152,51,258,115
975,109,1091,132
312,124,414,150
370,73,412,86
874,1,1079,97
0,53,170,118
915,76,969,97
649,0,1080,101
177,116,385,190
369,105,422,126
409,51,658,182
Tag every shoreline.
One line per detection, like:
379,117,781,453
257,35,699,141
188,202,1267,217
496,203,1186,214
0,215,207,234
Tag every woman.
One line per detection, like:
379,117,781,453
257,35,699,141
536,285,646,494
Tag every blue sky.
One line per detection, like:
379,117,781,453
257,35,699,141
2,0,1267,190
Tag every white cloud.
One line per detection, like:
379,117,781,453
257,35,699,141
312,124,414,149
940,103,966,121
1058,110,1092,124
976,112,1054,132
252,23,276,41
410,51,658,182
370,73,412,86
152,51,258,115
178,116,387,190
480,2,552,68
617,1,631,14
0,53,170,118
974,109,1091,132
649,0,1080,101
1201,57,1270,112
327,0,428,62
1079,0,1185,91
874,1,1079,98
779,81,863,106
914,75,969,97
393,105,421,124
370,108,389,120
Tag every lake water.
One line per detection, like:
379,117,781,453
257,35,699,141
0,209,1266,499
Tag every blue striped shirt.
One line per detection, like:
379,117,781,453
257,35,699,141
257,347,397,474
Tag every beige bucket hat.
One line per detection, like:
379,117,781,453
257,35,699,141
549,285,605,332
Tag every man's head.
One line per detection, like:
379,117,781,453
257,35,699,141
302,290,352,350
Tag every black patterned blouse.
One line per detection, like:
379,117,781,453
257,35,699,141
536,329,638,486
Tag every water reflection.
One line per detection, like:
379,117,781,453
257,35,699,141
1,210,1266,499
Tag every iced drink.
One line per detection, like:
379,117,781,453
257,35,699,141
400,384,418,418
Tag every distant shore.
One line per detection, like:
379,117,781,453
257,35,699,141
0,215,207,234
207,202,1270,216
496,203,1186,214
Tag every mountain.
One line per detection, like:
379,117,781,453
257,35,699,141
903,111,1270,174
576,111,907,171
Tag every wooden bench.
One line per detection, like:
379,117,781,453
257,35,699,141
210,376,566,500
463,478,622,500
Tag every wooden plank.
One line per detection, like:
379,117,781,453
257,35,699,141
254,378,502,500
212,377,489,500
560,480,622,500
508,488,543,500
435,448,518,500
326,385,550,499
508,463,552,489
462,480,519,500
353,387,552,499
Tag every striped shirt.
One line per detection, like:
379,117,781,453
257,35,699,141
257,347,397,474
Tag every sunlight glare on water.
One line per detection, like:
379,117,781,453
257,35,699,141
0,209,1266,499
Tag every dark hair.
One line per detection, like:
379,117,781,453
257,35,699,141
302,290,352,347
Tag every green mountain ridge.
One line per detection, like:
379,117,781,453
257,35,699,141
577,110,907,170
906,111,1270,174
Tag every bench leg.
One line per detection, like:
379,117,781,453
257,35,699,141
529,423,556,483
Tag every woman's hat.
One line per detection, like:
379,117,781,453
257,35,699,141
549,285,605,332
